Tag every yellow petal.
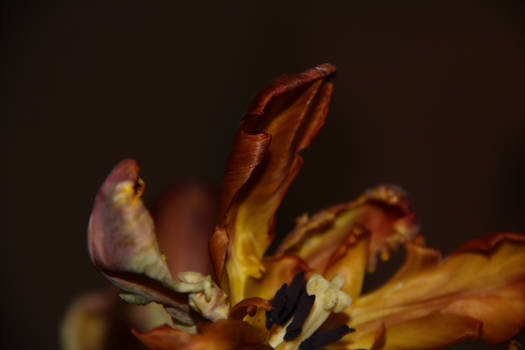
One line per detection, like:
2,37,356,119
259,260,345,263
337,312,480,350
324,226,371,300
276,185,419,300
243,255,311,301
341,233,525,349
210,64,336,304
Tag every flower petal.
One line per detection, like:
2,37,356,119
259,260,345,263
60,289,116,350
243,255,311,301
210,64,336,304
337,312,480,350
151,182,217,275
341,233,525,349
323,226,371,300
60,288,173,350
88,159,200,325
276,185,419,299
133,320,271,350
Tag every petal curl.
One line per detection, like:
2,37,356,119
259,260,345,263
340,233,525,349
229,298,271,320
276,185,419,300
134,320,271,350
210,64,336,304
88,159,207,325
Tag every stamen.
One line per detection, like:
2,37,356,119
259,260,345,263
282,272,305,321
266,273,352,350
266,272,306,329
266,283,288,329
284,291,315,340
299,325,354,350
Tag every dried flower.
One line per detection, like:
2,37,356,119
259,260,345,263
65,64,525,350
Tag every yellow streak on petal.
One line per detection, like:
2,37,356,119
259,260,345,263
342,237,525,348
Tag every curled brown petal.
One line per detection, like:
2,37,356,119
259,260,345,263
229,298,271,320
210,64,336,304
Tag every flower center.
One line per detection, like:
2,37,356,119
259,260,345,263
176,271,230,322
266,273,353,350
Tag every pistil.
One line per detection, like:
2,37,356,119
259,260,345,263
177,271,230,321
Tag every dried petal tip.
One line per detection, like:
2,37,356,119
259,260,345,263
88,159,173,284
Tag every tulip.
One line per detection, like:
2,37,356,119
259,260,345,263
76,64,525,350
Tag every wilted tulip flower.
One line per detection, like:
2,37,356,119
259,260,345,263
66,64,525,350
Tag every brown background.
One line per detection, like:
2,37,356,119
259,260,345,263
5,1,525,349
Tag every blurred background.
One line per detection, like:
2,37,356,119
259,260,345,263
5,1,525,349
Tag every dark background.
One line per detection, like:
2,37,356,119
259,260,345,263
5,1,525,349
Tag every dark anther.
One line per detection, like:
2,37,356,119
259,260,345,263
298,325,354,350
266,272,306,329
266,283,288,329
284,291,315,341
282,271,305,322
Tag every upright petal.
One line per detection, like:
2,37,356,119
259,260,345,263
210,64,336,304
339,233,525,349
276,185,419,300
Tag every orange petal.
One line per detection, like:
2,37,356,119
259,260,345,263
338,312,480,350
342,233,525,349
276,185,419,299
134,320,271,350
88,159,194,325
210,64,336,304
151,183,217,276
